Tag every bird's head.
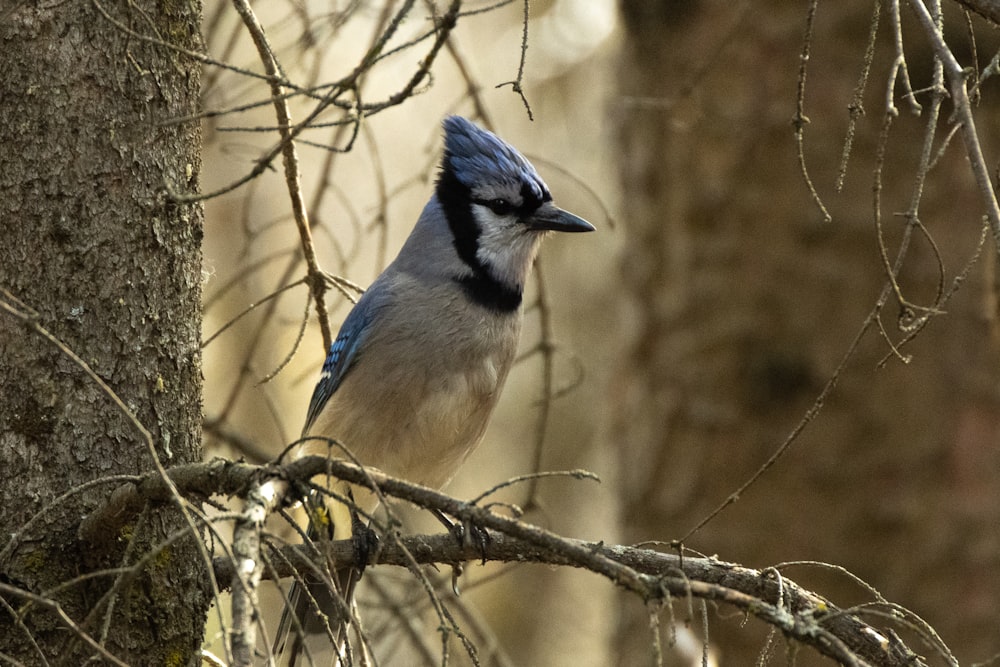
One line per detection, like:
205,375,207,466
435,116,594,310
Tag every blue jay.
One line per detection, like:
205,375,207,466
274,115,593,663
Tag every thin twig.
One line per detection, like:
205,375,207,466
232,0,333,350
495,0,534,119
793,0,833,223
837,0,882,192
907,0,1000,250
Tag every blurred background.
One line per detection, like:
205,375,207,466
199,0,1000,663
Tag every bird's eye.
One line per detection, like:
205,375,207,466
479,198,515,215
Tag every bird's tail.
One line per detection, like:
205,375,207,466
272,495,363,666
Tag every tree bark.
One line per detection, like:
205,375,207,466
0,2,207,664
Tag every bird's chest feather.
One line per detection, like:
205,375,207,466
385,334,516,486
309,311,519,488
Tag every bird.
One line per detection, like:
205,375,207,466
273,115,594,665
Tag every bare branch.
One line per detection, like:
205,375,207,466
230,478,285,666
223,530,927,666
232,0,332,350
792,0,833,223
951,0,1000,25
71,452,938,665
908,0,1000,249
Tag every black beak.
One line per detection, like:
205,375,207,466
528,203,596,233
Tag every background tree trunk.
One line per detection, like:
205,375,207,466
0,2,208,663
613,1,1000,662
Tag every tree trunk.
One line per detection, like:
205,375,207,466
0,2,208,664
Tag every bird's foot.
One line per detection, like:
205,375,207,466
432,509,490,564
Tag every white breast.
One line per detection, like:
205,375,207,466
302,325,517,491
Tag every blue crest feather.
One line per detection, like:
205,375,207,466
441,116,548,204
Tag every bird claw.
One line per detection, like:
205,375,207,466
430,508,491,563
449,518,491,565
450,562,464,596
447,520,489,596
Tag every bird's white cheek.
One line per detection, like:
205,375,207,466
473,214,541,287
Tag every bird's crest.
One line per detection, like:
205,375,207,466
441,116,549,205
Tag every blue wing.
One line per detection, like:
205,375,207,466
302,294,380,433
